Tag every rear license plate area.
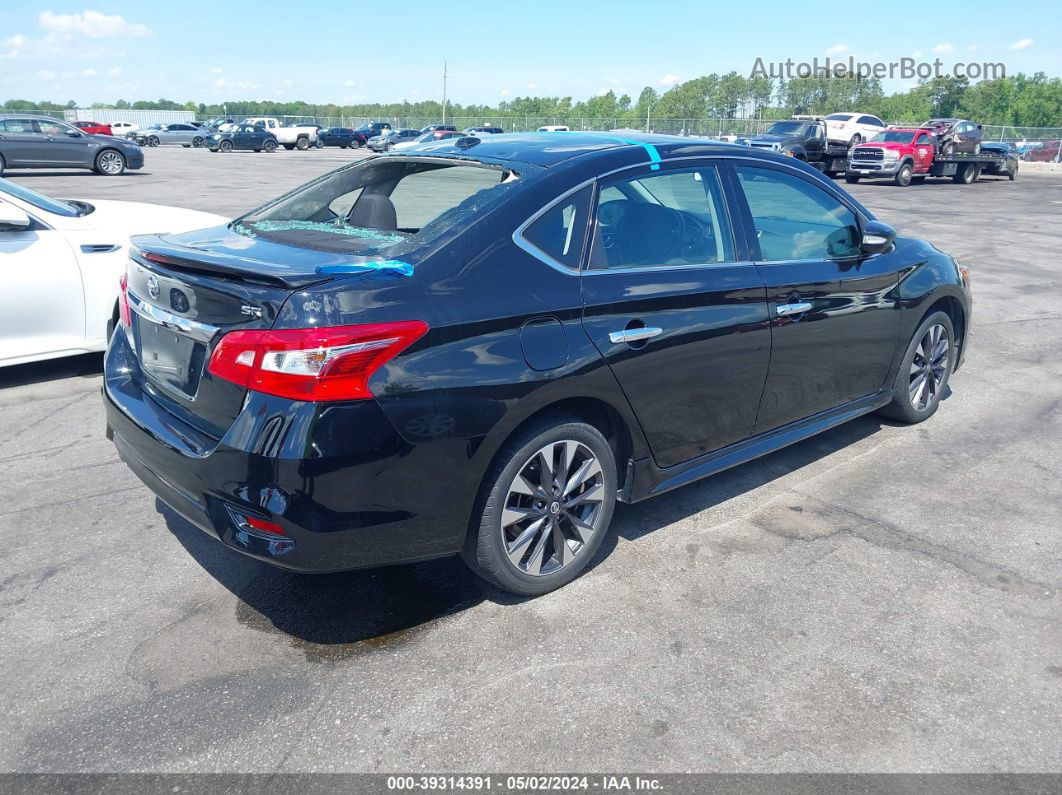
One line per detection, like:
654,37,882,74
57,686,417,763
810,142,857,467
136,317,205,398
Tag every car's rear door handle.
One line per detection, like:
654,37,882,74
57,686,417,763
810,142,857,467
776,302,813,317
609,327,663,344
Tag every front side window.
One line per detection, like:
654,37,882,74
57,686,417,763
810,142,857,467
736,166,860,261
589,166,734,270
520,184,592,270
37,118,77,137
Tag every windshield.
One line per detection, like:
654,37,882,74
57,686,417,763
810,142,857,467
0,177,88,217
766,121,810,135
871,131,916,143
234,157,528,258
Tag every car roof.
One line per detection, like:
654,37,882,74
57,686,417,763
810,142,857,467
384,131,764,168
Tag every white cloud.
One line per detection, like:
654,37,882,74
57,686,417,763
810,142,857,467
4,34,25,48
108,66,121,77
214,77,262,91
342,79,356,87
526,82,537,90
81,67,95,76
931,43,955,54
209,66,223,74
825,44,849,56
1010,38,1033,50
38,10,151,38
38,69,57,80
500,88,512,97
912,50,922,58
659,73,679,86
967,44,978,51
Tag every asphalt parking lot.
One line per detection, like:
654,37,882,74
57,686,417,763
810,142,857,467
2,146,1060,773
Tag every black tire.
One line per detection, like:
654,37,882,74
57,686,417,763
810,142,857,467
894,163,913,187
461,416,617,596
295,136,309,150
0,153,5,176
94,149,126,175
849,133,862,147
845,173,860,184
147,136,159,147
263,139,277,153
953,163,976,184
192,137,204,148
911,175,927,184
1008,163,1017,181
254,148,262,152
283,144,294,151
942,141,955,155
973,142,981,155
219,139,233,153
878,311,956,424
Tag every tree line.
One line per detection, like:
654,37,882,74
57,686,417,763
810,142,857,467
5,72,1061,128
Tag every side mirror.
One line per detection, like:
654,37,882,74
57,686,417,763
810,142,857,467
862,220,896,254
65,130,82,137
0,202,32,231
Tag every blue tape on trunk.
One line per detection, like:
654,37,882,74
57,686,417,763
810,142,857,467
316,260,414,277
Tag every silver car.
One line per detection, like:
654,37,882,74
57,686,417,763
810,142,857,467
133,123,210,148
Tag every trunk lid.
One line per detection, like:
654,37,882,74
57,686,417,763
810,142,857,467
125,229,329,439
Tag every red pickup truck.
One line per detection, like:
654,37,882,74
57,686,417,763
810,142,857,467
847,126,1010,186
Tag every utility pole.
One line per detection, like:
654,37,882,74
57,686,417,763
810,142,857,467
646,100,651,133
442,61,448,124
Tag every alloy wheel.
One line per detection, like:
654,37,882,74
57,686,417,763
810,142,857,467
501,440,605,576
909,324,950,411
98,151,123,175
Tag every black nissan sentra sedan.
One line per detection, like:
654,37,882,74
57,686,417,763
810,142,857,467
104,133,971,596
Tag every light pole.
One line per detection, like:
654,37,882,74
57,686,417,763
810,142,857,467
442,61,448,125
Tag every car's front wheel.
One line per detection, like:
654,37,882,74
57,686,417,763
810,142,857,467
147,136,159,147
462,417,617,596
895,163,913,187
879,311,955,424
94,149,126,175
845,173,860,183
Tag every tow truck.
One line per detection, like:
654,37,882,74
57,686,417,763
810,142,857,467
744,116,855,177
846,125,1011,186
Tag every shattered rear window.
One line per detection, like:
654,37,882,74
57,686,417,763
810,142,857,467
235,158,523,258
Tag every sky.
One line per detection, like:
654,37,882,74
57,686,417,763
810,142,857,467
0,1,1059,107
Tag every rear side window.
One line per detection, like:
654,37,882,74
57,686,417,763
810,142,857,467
736,166,860,261
0,119,40,133
589,166,734,270
520,184,592,270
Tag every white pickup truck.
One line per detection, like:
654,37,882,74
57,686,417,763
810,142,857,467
243,117,319,150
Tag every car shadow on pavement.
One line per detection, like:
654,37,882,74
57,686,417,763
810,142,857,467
0,352,103,389
157,412,891,652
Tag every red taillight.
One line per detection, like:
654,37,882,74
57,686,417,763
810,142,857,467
118,271,132,327
245,516,288,537
207,321,428,402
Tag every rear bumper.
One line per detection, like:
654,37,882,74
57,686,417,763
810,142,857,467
103,331,473,572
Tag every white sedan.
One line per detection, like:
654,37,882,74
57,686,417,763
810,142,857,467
822,112,887,147
0,179,226,367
